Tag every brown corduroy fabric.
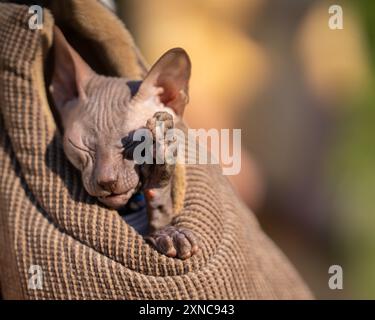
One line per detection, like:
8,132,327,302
0,1,312,299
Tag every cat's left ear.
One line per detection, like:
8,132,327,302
136,48,191,116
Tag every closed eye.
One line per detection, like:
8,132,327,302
65,138,93,170
122,134,136,150
122,132,144,160
68,138,91,154
68,138,95,166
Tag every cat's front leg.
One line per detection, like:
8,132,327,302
145,182,174,232
141,111,176,230
143,111,199,259
143,111,176,230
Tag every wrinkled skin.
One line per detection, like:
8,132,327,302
61,75,171,209
50,26,199,259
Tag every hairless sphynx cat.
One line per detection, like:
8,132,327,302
50,26,198,260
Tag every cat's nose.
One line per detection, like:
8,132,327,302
97,177,117,193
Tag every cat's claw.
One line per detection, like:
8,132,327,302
146,226,199,260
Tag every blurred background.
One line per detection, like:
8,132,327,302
111,0,375,299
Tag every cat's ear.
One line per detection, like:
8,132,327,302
136,48,191,116
50,26,95,111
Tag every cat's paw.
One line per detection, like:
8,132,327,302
145,226,199,260
146,111,174,141
144,111,176,188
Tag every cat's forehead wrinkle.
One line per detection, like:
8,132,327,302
80,75,134,135
85,75,132,106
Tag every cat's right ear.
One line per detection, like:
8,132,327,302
50,26,95,114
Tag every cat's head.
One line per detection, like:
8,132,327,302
50,26,191,209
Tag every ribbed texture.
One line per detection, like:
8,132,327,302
0,2,312,299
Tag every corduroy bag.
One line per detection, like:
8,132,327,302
0,0,312,299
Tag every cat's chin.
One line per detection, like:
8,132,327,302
98,189,135,209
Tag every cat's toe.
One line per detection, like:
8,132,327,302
147,112,174,136
154,111,173,124
146,226,199,260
